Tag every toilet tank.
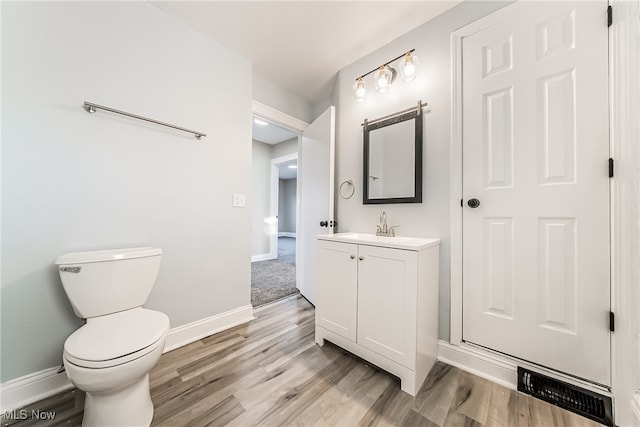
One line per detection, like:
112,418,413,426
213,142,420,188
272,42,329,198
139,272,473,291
55,247,162,319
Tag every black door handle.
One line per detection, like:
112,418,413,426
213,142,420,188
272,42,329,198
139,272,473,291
320,220,328,227
467,198,481,208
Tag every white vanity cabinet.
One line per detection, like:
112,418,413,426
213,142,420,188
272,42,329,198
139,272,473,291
315,233,440,396
315,240,359,341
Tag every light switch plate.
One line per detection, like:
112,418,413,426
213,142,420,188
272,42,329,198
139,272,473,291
233,193,246,208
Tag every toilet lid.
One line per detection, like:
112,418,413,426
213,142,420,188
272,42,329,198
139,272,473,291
64,308,170,363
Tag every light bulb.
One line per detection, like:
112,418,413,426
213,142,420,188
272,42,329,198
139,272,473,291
353,77,366,101
374,66,393,93
399,51,419,82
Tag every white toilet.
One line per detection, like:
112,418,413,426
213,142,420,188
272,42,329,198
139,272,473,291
56,247,170,427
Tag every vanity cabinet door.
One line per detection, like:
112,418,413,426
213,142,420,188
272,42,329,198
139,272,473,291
316,240,358,342
356,245,418,368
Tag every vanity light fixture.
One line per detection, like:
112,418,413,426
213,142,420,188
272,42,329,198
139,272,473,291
353,77,367,102
352,49,418,100
399,50,419,82
374,65,396,93
254,118,269,126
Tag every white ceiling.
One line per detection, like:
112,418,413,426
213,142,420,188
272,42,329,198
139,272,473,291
252,117,298,144
152,1,462,103
278,159,298,180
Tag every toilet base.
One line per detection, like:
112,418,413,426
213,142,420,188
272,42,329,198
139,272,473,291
83,373,153,427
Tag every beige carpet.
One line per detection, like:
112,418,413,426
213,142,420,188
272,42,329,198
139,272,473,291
251,237,298,306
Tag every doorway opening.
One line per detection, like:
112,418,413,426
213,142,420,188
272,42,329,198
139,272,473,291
251,113,300,307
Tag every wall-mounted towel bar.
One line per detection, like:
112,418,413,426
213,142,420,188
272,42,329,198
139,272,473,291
83,101,207,140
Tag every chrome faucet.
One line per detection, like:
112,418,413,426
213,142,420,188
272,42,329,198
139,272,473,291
376,211,398,237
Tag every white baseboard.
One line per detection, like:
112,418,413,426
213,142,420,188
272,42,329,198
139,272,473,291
0,367,73,412
632,393,640,423
437,340,611,396
278,232,296,238
0,304,254,412
437,340,517,390
164,304,254,352
251,253,274,262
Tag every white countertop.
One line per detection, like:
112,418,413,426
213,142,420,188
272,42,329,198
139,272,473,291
317,232,440,251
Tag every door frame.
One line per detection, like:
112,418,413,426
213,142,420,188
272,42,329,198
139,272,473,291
608,0,640,424
252,100,308,288
448,2,640,423
448,0,616,396
270,152,298,260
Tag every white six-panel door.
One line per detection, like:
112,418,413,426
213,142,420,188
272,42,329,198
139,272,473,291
461,1,610,385
298,106,336,305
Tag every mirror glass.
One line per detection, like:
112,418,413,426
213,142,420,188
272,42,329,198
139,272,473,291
363,110,422,204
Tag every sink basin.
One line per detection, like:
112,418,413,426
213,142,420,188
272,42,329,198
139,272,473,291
317,232,440,251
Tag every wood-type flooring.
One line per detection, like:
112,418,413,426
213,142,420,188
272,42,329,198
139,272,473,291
2,295,601,426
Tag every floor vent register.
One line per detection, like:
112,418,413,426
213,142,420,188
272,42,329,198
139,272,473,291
517,367,613,426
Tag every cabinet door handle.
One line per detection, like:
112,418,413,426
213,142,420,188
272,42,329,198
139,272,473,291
350,254,355,259
359,256,364,261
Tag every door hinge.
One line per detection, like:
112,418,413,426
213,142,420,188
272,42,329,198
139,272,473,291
608,5,612,27
610,311,615,332
461,198,464,207
609,158,614,178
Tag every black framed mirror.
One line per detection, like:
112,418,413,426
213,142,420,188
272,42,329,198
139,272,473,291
363,105,423,204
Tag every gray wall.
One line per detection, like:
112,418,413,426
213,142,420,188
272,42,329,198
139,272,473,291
251,139,298,257
271,138,299,159
278,179,297,234
334,2,509,340
1,2,252,382
253,73,313,124
251,141,273,256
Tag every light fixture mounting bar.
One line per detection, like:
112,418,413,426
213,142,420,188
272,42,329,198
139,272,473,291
355,49,416,81
83,101,207,140
361,100,425,127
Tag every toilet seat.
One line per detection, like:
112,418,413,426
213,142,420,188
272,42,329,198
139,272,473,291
64,308,169,369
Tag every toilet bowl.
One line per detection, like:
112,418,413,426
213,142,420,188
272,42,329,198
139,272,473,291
63,308,169,426
56,247,169,427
